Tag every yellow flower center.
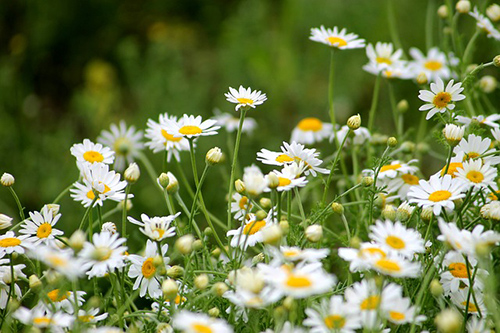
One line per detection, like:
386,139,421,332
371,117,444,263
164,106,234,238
424,60,443,71
401,173,419,185
461,301,478,313
93,246,112,261
386,235,406,249
79,315,95,323
428,190,452,202
161,129,182,142
283,249,300,257
179,125,202,135
464,152,480,160
380,163,401,172
278,177,292,187
360,295,380,310
86,184,111,200
326,36,347,47
246,297,264,307
154,228,165,239
297,117,323,132
360,247,386,258
375,258,401,272
376,57,392,65
141,258,156,279
449,262,469,278
433,92,452,109
324,314,346,329
488,191,500,201
33,317,53,326
285,274,312,288
275,154,294,163
0,238,21,248
466,170,484,183
243,220,266,235
47,255,67,267
37,223,53,239
238,196,249,210
47,289,69,302
83,150,104,163
113,137,132,155
236,97,254,105
441,162,463,177
389,311,406,321
191,323,213,333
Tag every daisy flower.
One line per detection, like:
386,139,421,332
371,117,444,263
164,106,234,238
213,109,257,133
128,240,170,298
338,242,388,273
363,42,404,72
456,114,500,128
13,305,74,332
407,174,467,215
70,163,129,208
127,212,179,241
466,317,490,333
227,210,277,249
333,125,372,146
145,113,190,162
0,231,32,258
382,296,426,325
223,286,282,313
0,260,25,308
164,114,220,139
290,117,334,145
466,224,500,256
78,308,108,323
304,295,361,333
455,159,497,190
386,171,420,200
470,7,500,40
230,193,253,221
173,310,233,333
440,251,485,295
224,86,267,111
369,219,425,258
480,200,500,220
43,289,86,314
70,138,114,166
242,165,268,197
437,219,469,253
275,246,329,263
418,78,465,120
450,288,486,316
32,246,89,281
363,61,413,79
97,121,144,171
19,205,64,246
309,26,365,49
408,47,456,81
453,134,500,165
368,254,421,278
377,160,418,180
78,231,127,278
267,162,308,192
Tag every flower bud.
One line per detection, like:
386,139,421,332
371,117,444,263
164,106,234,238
397,99,409,113
266,173,280,189
331,202,344,215
69,230,86,252
262,224,282,246
387,137,398,147
152,255,164,268
479,75,497,93
29,275,42,291
167,265,184,279
45,270,62,285
416,72,428,85
435,309,462,333
421,207,434,222
211,247,221,258
494,55,500,68
175,234,195,255
45,204,60,217
455,1,470,14
374,193,386,208
347,114,361,130
208,307,220,317
279,220,289,234
252,253,265,265
117,199,132,211
204,227,213,237
397,202,415,222
443,124,465,146
1,173,14,187
283,296,296,311
350,236,361,249
101,222,117,234
235,179,245,193
430,279,444,297
305,225,323,243
212,282,229,296
192,239,203,251
437,5,449,18
194,274,210,290
381,204,396,221
487,4,500,21
416,142,430,154
158,173,170,188
361,176,374,187
259,198,272,209
475,242,491,258
162,279,178,300
401,141,415,154
254,210,266,221
0,214,13,230
124,163,140,183
157,323,174,333
206,147,223,165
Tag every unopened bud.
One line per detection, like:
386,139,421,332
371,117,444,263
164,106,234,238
192,239,203,251
387,137,398,147
124,163,140,183
374,193,386,208
208,307,220,317
101,222,117,234
443,124,465,146
397,99,409,113
361,176,374,187
435,309,462,333
437,5,449,18
175,234,195,254
456,1,470,14
259,198,271,209
152,255,164,268
266,173,280,189
1,173,14,187
162,279,178,300
494,55,500,68
416,72,428,85
401,141,415,154
331,202,344,214
381,204,396,221
0,214,13,230
279,220,289,234
212,282,229,296
158,173,170,188
252,253,265,265
166,172,179,194
211,247,221,258
421,207,434,222
117,199,132,211
206,147,223,165
235,179,245,193
262,225,283,246
347,114,361,130
29,275,42,291
305,225,323,243
69,230,86,251
430,279,444,297
416,142,430,154
204,227,213,237
283,296,296,311
479,75,497,93
194,274,210,290
350,236,361,249
167,265,184,279
487,4,500,22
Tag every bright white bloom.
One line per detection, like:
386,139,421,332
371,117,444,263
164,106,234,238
128,240,170,298
309,26,365,49
242,165,268,197
418,78,465,120
409,47,457,81
19,206,64,246
440,251,485,295
450,288,486,316
97,121,143,171
79,231,127,278
227,210,277,249
14,305,74,332
223,286,281,313
267,162,308,192
0,231,32,258
368,253,421,278
291,117,334,145
363,61,413,79
0,214,12,230
128,212,179,241
225,86,267,111
438,219,470,252
466,224,500,256
144,113,190,161
304,295,361,333
0,260,25,308
230,193,253,221
164,114,220,139
70,163,129,207
455,159,497,190
377,159,418,180
338,242,388,272
369,219,425,258
386,171,420,200
333,125,371,146
470,7,500,40
480,200,500,220
77,308,108,323
443,124,465,144
453,134,500,165
33,246,89,281
42,289,86,314
275,246,329,263
466,316,490,333
173,310,233,333
382,296,426,325
408,174,467,215
363,42,404,72
70,139,114,166
213,109,257,133
456,114,500,128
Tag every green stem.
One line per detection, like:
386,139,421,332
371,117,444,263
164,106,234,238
443,144,454,176
322,129,351,206
122,185,131,239
8,187,25,222
425,0,435,50
293,188,306,222
78,197,98,230
328,50,337,129
387,0,403,51
461,30,482,73
186,164,208,240
387,80,402,138
53,184,73,204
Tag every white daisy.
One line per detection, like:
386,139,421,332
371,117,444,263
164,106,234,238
14,305,74,332
276,246,329,263
466,317,490,333
70,138,114,166
369,219,425,258
224,86,267,111
78,308,108,323
480,200,500,220
97,121,144,171
0,231,32,258
466,224,500,256
78,231,128,278
309,26,365,49
455,159,497,190
213,109,257,133
304,295,361,333
43,289,86,314
223,286,281,312
470,7,500,40
227,210,277,249
418,78,466,120
267,162,308,192
144,113,190,161
164,114,220,139
456,114,500,128
242,165,268,197
230,193,253,221
382,296,426,325
407,174,467,215
440,251,485,295
377,159,419,180
0,260,25,308
173,310,233,333
19,205,64,246
368,254,421,278
363,61,413,79
127,212,179,241
386,171,420,200
128,240,169,298
363,42,404,72
333,125,372,146
437,219,469,253
408,47,457,82
453,134,500,165
338,242,388,273
450,288,486,316
290,117,334,145
32,246,89,281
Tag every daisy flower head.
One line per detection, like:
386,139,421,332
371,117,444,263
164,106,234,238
127,212,179,241
97,121,144,171
368,253,421,278
440,251,485,295
333,125,372,146
453,134,500,165
213,108,257,133
144,113,190,161
450,288,486,316
225,86,267,111
409,47,456,82
230,193,253,221
386,171,420,200
418,78,465,120
43,289,86,314
173,310,233,333
369,219,425,258
267,162,308,192
70,138,115,167
13,305,74,331
223,285,282,312
33,246,89,281
338,242,388,273
407,174,467,215
364,42,404,72
242,165,268,197
480,200,500,220
382,296,426,325
304,295,361,333
79,231,127,278
77,308,108,324
291,117,334,145
456,114,500,128
164,114,220,139
470,7,500,40
455,159,497,190
437,219,470,253
309,26,365,49
0,231,32,258
363,61,413,79
19,205,64,246
128,240,170,298
377,159,418,180
227,209,277,249
466,224,500,256
466,317,490,333
276,246,329,264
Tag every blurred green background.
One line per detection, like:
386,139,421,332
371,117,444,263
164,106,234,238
0,0,498,243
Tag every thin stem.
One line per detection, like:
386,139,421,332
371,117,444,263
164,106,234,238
368,73,382,134
294,188,306,222
8,187,25,222
322,129,351,206
387,0,403,51
462,30,482,73
78,198,98,230
328,49,337,129
53,183,73,204
425,0,435,50
122,185,131,239
443,144,454,176
387,80,402,138
187,165,208,240
340,213,351,244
